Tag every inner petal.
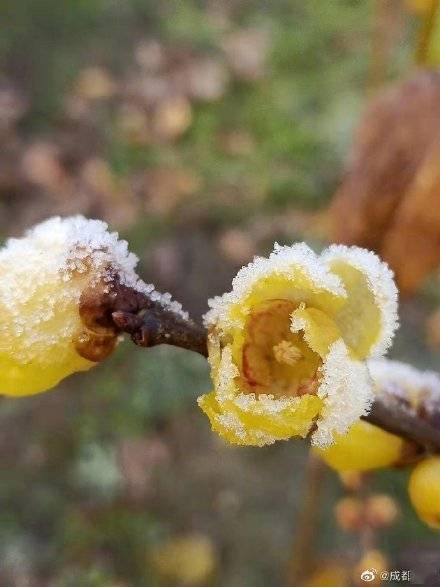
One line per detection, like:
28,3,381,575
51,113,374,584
240,299,321,398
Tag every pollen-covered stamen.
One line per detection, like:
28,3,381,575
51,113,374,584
273,340,303,366
240,299,321,398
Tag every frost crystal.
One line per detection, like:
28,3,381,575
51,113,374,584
369,358,440,416
1,215,186,321
205,242,346,329
312,340,374,447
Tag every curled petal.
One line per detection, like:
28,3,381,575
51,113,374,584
290,305,341,358
321,245,398,359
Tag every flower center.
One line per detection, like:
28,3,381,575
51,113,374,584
240,299,321,398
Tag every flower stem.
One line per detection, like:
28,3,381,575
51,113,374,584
112,308,208,357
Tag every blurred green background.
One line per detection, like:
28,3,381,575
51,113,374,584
0,1,439,585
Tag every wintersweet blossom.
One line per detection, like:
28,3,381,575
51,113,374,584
198,243,398,447
0,216,184,396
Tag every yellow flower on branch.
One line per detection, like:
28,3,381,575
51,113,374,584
198,243,398,447
0,216,184,396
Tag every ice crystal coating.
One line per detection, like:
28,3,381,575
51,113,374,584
199,242,398,447
0,215,185,396
312,340,373,447
369,358,440,416
205,242,346,329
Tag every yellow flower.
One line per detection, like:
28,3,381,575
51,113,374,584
408,456,440,529
198,243,398,447
149,533,217,585
0,216,183,396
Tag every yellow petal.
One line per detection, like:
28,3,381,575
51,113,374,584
322,246,398,359
198,390,323,446
290,305,341,358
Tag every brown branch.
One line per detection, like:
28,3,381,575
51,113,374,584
80,278,208,357
112,309,208,357
363,397,440,453
108,286,440,453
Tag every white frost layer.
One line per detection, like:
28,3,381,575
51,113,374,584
369,358,440,415
205,242,346,328
0,215,187,318
215,344,239,402
312,339,374,447
322,244,399,358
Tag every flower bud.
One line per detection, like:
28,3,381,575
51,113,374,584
408,456,440,529
334,497,364,532
338,471,364,492
0,216,182,396
315,421,406,472
149,534,217,585
365,494,399,528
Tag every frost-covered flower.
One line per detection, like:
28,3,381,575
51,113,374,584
0,216,184,396
198,243,398,447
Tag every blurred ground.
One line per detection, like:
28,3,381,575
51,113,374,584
0,1,439,585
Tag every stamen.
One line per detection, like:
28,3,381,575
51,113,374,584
273,340,303,366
